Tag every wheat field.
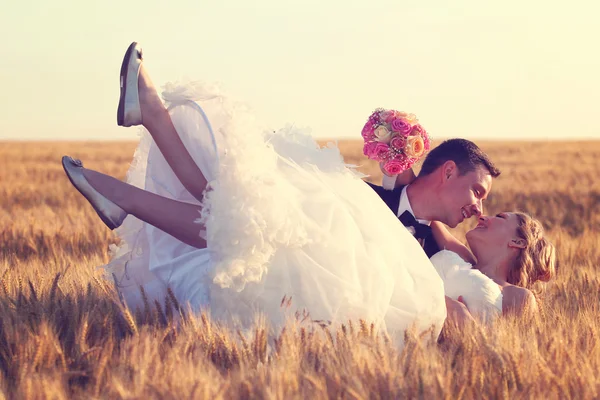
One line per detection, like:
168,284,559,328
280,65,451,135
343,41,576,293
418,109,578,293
0,139,598,399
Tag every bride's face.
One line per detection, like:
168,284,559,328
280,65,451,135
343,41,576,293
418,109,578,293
466,212,525,254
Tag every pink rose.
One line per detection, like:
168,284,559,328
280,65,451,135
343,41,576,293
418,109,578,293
383,159,407,176
410,124,425,136
372,142,390,161
391,118,412,135
380,110,396,123
390,135,407,151
362,119,376,140
363,141,378,157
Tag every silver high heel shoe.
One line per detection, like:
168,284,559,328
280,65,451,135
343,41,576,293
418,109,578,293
117,42,143,127
62,156,127,230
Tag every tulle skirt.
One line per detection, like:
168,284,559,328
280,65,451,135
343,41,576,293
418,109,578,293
102,82,447,338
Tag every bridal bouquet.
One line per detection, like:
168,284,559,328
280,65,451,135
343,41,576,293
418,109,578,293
361,108,431,176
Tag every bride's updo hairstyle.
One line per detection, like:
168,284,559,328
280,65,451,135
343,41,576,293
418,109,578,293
507,212,557,293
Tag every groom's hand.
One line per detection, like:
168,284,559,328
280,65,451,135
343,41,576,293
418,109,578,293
457,296,471,310
445,296,475,328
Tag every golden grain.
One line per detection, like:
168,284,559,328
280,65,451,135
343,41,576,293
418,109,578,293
0,140,597,398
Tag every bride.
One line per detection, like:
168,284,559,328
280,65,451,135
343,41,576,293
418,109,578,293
62,43,554,337
430,212,556,324
64,42,447,336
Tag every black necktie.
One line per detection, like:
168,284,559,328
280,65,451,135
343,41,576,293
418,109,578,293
399,210,432,240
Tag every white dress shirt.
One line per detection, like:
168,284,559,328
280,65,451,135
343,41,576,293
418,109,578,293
381,174,431,226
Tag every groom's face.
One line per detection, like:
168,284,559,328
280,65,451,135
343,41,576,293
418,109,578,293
439,164,493,228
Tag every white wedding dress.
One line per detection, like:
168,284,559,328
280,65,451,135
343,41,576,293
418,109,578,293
430,250,503,322
102,82,447,337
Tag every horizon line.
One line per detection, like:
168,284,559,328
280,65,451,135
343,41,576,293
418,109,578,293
1,137,598,143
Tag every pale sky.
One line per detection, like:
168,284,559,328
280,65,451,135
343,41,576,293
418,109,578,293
1,0,599,140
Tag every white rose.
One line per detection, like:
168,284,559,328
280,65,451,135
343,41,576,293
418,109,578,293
374,125,392,143
403,113,419,125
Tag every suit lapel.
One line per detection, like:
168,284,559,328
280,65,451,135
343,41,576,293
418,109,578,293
365,182,404,216
365,181,441,257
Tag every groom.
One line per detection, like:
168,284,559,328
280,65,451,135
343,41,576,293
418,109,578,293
366,138,501,259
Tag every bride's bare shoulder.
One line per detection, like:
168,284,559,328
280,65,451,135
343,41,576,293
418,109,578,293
501,285,538,316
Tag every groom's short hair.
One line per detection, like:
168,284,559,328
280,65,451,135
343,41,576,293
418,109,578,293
419,139,501,177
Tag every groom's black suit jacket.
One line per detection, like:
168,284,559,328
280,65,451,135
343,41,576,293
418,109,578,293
365,182,441,258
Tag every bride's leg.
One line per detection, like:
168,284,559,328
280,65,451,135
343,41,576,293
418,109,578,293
137,64,208,203
82,168,206,249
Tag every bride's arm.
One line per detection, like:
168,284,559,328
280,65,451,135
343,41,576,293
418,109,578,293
431,222,477,264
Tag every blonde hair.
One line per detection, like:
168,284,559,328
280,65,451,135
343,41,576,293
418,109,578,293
507,212,557,294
